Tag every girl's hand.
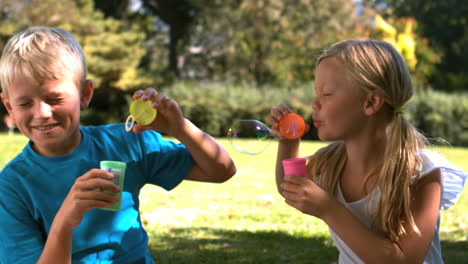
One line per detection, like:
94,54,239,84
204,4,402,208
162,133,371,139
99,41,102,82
266,104,310,140
55,169,121,229
280,174,334,219
265,104,294,139
132,88,185,136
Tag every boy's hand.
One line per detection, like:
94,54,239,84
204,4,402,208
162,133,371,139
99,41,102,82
132,88,185,137
55,169,121,229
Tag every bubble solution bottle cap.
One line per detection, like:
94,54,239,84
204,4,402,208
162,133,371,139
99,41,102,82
100,161,126,211
282,157,307,177
278,113,306,139
125,99,157,132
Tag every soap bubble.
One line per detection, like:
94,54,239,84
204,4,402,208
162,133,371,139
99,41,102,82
227,120,273,155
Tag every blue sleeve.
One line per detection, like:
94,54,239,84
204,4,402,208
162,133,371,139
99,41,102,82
137,130,194,190
0,176,43,263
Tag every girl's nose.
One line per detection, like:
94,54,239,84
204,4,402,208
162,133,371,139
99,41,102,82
311,97,320,112
36,101,53,119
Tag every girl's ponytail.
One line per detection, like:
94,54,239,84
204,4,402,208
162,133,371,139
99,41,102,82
375,112,426,241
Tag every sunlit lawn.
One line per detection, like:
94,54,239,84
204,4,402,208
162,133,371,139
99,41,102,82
1,133,467,263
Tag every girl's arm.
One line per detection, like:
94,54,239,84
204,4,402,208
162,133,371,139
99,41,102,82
266,104,305,193
282,169,441,263
275,139,301,193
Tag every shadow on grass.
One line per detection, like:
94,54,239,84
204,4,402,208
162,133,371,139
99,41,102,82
148,227,468,263
148,227,339,264
442,240,468,264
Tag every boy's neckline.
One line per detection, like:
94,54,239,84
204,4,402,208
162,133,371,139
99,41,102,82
26,128,88,162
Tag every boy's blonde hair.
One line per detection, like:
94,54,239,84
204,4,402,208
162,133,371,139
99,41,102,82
0,27,86,96
308,39,427,242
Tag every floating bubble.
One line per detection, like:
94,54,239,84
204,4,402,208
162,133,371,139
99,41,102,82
227,114,306,155
227,120,274,155
125,99,157,132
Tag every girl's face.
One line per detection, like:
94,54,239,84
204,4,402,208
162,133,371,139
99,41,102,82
1,78,90,157
312,57,368,141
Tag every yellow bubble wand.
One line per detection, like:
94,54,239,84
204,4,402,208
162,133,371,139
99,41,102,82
125,99,157,132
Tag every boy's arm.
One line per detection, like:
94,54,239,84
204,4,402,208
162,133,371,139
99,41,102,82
36,223,72,264
174,119,236,183
131,88,236,183
38,170,119,264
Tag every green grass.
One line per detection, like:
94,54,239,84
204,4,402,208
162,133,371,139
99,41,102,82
1,133,467,263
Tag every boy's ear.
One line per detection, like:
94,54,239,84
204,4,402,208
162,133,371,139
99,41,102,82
363,91,385,116
80,79,94,109
0,92,13,116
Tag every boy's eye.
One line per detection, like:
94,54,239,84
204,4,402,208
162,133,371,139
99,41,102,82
47,98,63,104
18,102,31,107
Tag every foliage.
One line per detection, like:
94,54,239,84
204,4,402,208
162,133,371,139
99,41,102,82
181,0,373,86
366,0,468,92
370,14,441,87
164,81,315,137
374,14,417,70
406,89,468,147
140,0,197,78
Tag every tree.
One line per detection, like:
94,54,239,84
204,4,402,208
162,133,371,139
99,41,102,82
366,0,468,92
94,0,131,19
181,0,369,86
140,0,197,78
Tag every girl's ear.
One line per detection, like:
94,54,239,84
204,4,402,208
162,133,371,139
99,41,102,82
80,79,94,109
363,91,385,116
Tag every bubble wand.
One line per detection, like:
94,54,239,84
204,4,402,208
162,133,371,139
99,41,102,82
227,113,306,155
125,99,157,132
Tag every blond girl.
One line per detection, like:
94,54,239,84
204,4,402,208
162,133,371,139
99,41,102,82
267,39,466,263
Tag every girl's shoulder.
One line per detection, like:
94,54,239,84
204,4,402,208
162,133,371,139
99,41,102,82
417,150,467,210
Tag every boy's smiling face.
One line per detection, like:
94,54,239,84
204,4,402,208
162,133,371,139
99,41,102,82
1,77,93,157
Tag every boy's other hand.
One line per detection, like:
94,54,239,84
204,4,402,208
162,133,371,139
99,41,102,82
55,169,120,229
132,88,185,137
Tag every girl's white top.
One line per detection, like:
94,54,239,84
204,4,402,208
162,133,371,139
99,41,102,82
328,150,467,264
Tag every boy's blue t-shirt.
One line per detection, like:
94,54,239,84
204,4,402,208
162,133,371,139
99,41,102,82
0,124,193,264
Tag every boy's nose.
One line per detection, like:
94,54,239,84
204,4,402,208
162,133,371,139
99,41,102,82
36,102,53,118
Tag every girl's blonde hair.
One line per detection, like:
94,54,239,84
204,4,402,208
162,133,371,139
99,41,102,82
308,39,427,242
0,27,86,96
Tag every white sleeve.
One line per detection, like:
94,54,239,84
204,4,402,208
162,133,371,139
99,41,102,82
419,150,467,210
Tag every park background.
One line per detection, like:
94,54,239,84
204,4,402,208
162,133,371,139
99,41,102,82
0,0,467,263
